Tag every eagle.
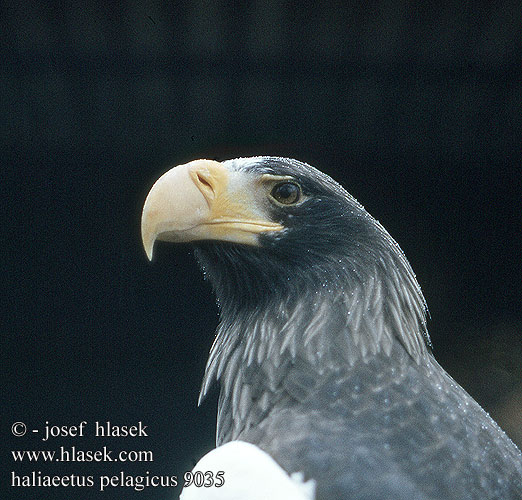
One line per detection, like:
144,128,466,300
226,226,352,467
141,157,522,499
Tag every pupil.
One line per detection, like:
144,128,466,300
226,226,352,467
279,184,294,198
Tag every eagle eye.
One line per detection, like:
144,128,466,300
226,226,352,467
270,182,301,205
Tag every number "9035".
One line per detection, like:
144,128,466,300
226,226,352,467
183,471,225,488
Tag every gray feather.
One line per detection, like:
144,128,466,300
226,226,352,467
190,157,522,498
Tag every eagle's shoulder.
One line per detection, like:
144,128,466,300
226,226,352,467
180,441,315,500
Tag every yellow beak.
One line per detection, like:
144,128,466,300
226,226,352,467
141,159,284,260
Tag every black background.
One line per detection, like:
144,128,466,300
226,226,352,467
3,2,521,499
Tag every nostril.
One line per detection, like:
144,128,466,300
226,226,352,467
195,171,215,200
197,173,212,190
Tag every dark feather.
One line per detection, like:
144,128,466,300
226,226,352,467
192,157,522,499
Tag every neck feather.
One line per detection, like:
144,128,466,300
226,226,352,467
196,244,430,444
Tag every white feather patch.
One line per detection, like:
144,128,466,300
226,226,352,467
180,441,316,500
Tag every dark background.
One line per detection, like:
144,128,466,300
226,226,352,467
3,2,521,499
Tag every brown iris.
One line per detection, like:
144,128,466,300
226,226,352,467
270,182,301,205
